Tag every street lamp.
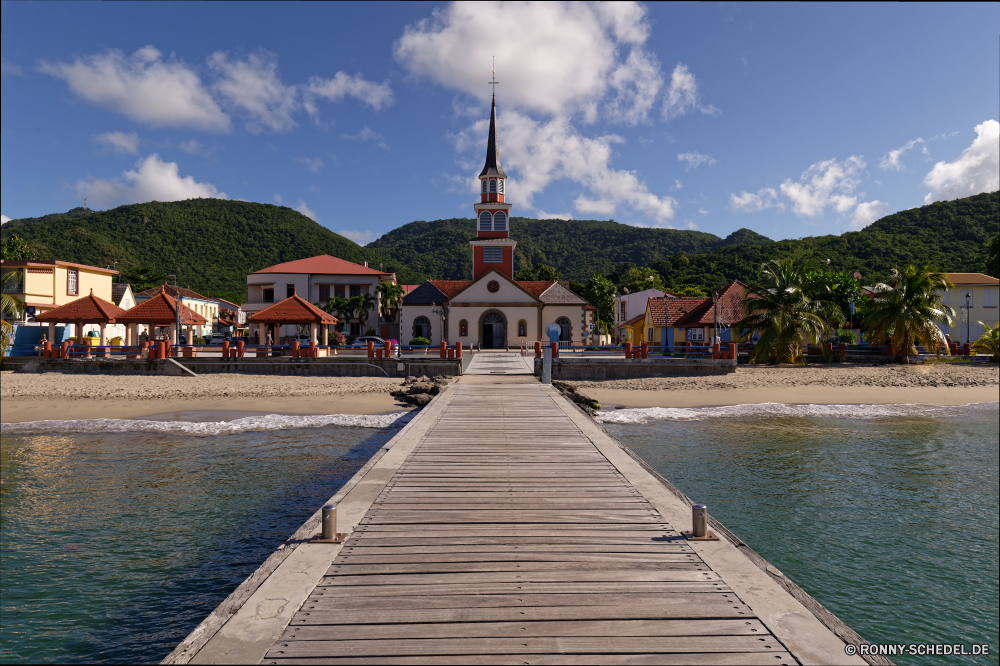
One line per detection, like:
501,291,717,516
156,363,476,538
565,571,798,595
712,292,719,345
430,301,447,345
965,292,972,347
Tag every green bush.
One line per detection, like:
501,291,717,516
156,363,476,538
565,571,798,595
193,337,206,344
345,336,357,345
364,328,376,336
408,337,431,345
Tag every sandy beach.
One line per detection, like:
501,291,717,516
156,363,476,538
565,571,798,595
0,373,409,422
565,363,999,409
2,363,996,423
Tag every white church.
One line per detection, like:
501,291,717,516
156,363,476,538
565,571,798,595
401,94,596,349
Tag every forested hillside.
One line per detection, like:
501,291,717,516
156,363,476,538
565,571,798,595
2,192,995,300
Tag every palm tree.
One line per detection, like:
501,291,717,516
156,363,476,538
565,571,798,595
861,266,955,364
316,296,351,332
351,293,377,333
1,269,25,360
971,322,999,362
376,282,406,319
734,259,843,364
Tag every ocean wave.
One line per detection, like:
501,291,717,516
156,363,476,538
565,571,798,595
0,411,415,436
594,401,999,424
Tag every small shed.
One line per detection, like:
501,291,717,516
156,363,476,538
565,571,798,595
115,285,208,345
34,289,127,345
247,294,338,345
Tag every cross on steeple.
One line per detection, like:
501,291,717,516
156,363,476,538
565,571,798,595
489,57,499,91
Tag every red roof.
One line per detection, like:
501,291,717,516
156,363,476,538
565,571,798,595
400,284,420,294
623,313,646,327
429,280,473,299
672,281,748,327
135,284,211,300
34,290,127,323
246,294,338,324
253,254,389,276
116,286,209,325
517,281,556,299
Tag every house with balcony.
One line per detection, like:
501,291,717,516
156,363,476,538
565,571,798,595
243,255,397,340
1,259,117,336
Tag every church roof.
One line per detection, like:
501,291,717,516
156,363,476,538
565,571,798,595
537,282,587,304
402,281,469,305
478,95,507,179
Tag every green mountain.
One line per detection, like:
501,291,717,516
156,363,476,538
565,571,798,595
2,192,995,299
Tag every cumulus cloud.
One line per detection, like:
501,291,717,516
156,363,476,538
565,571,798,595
39,46,230,132
923,120,999,204
536,211,574,220
850,200,890,230
779,156,865,217
208,51,299,133
662,63,719,121
677,151,716,170
343,126,388,149
305,72,394,120
295,156,323,174
337,229,378,244
93,131,140,155
295,199,317,221
605,49,662,125
1,215,11,225
729,187,783,213
74,154,226,208
879,138,925,171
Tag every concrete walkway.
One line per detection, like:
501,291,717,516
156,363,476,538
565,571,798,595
464,350,535,375
174,379,867,665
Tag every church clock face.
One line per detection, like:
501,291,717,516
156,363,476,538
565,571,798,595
487,280,500,293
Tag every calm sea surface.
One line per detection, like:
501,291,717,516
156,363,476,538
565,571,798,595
1,404,997,665
0,418,396,664
601,402,999,666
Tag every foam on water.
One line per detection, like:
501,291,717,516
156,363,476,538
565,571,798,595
0,410,415,436
594,401,999,424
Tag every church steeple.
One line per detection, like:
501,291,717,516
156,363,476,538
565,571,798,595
479,94,507,180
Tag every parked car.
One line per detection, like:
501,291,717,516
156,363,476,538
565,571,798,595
346,335,386,348
207,334,232,345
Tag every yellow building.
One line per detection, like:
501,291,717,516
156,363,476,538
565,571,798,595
1,259,117,325
942,272,999,345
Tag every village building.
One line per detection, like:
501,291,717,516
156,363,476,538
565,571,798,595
107,282,136,341
134,284,219,340
0,259,117,332
939,272,999,345
613,288,668,343
644,280,748,351
242,255,398,341
400,94,595,348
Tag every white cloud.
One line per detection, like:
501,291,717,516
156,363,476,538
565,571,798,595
337,229,379,244
394,1,662,122
730,187,784,213
879,138,924,171
536,211,574,220
850,200,889,230
779,156,865,217
677,151,716,170
208,51,298,134
273,193,284,205
343,126,388,149
2,57,24,78
305,72,394,120
295,199,317,221
39,46,229,132
295,156,323,174
923,120,999,204
93,131,140,155
662,63,718,121
74,154,226,208
1,215,11,225
670,179,683,191
177,139,205,155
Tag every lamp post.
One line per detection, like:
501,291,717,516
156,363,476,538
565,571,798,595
965,292,972,346
712,292,719,345
431,302,447,344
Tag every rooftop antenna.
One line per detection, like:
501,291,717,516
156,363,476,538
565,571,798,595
84,197,88,212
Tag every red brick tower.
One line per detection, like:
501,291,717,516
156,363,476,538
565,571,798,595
470,93,516,280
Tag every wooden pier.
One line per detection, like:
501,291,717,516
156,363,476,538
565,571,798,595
174,358,869,665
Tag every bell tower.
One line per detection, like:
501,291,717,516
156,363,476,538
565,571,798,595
470,87,516,280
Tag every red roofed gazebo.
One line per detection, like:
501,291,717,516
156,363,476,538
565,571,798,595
115,285,208,346
247,293,337,346
34,289,127,347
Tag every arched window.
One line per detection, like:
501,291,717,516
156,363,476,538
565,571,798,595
479,211,492,230
556,317,571,342
498,179,504,194
414,316,430,341
481,179,487,193
489,179,497,193
493,211,507,231
459,319,468,336
518,319,527,337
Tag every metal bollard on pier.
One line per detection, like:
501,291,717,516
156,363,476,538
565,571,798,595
312,504,347,543
682,503,719,541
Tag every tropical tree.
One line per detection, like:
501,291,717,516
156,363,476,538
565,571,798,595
734,259,843,364
375,281,406,318
986,233,999,278
1,234,35,261
861,266,955,363
514,264,562,282
578,273,617,338
350,293,377,332
970,322,1000,361
1,269,25,360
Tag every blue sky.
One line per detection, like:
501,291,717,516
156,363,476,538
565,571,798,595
2,2,997,245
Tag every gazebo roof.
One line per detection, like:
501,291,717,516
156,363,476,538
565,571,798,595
247,294,338,325
34,289,127,323
115,286,208,325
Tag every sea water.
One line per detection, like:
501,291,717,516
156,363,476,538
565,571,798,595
598,402,999,665
0,412,412,664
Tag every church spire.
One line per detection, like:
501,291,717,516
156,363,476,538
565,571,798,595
479,93,507,179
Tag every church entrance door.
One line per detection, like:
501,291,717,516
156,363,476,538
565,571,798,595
482,313,504,349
